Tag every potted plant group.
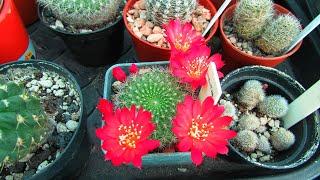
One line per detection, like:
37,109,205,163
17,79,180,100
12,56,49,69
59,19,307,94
0,61,89,179
219,0,303,67
123,0,219,61
37,0,125,66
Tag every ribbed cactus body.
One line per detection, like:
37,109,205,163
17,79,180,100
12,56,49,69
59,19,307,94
114,69,187,147
0,82,47,166
233,0,274,40
145,0,197,26
38,0,123,28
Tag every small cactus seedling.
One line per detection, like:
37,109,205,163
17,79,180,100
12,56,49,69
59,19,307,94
270,128,295,151
236,80,266,110
233,0,274,40
257,135,272,154
145,0,197,25
114,68,188,147
256,14,302,55
0,82,47,166
238,114,260,131
234,130,259,153
38,0,123,28
258,95,289,118
220,99,237,119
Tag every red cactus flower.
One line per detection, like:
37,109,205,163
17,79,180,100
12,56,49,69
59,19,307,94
96,101,160,168
129,64,139,74
172,96,237,166
97,98,113,120
112,67,127,82
170,45,225,89
163,19,205,53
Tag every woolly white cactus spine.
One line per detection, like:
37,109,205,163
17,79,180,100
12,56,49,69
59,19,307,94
236,80,266,110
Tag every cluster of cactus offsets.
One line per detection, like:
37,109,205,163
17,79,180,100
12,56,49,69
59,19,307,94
234,130,259,153
270,128,295,151
37,0,123,28
233,0,274,40
258,95,289,118
114,68,188,147
145,0,197,25
0,82,47,166
256,15,302,55
236,80,266,110
238,114,261,131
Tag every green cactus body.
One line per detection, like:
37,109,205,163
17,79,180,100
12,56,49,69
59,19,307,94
0,82,47,166
258,95,289,118
38,0,123,28
145,0,197,25
256,14,301,55
114,69,188,147
233,0,274,40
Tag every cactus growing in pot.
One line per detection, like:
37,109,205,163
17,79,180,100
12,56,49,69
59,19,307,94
0,81,48,167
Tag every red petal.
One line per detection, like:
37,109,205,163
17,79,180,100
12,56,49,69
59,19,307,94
213,129,237,139
212,116,233,129
97,99,113,116
177,137,192,152
192,99,201,117
218,71,224,78
209,53,225,69
172,126,188,138
201,97,214,115
191,148,203,166
202,141,218,158
132,155,143,169
206,106,225,123
129,64,138,74
111,156,124,166
112,67,127,82
141,140,160,152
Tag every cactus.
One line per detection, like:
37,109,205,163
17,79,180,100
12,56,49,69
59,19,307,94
145,0,197,26
234,130,259,153
114,68,188,147
256,14,301,55
238,114,260,131
38,0,123,28
270,128,295,151
0,82,47,166
236,80,266,110
257,135,272,154
233,0,274,40
258,95,289,118
220,99,237,119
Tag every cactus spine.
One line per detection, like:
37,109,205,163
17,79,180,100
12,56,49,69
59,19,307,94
38,0,123,28
258,95,289,118
0,82,47,166
236,80,266,110
233,0,274,40
145,0,197,26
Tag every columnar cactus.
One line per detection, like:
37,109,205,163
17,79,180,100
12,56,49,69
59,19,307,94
233,0,274,40
38,0,123,28
236,80,266,110
256,14,302,55
145,0,197,26
114,69,188,147
0,82,47,166
258,95,289,118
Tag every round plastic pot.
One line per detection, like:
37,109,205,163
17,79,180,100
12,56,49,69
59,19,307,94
123,0,219,61
221,65,320,169
13,0,38,26
0,0,30,63
38,6,124,67
219,4,303,67
0,60,89,179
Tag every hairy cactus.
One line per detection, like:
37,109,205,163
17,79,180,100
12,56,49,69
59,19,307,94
234,130,259,153
236,80,265,110
258,95,289,118
256,14,301,55
220,99,237,118
233,0,274,40
38,0,123,28
145,0,197,25
0,82,47,166
270,128,295,151
238,114,260,131
114,68,188,147
257,135,272,154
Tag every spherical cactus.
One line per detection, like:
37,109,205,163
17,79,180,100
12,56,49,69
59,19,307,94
0,82,48,166
145,0,197,26
270,128,295,151
37,0,124,28
258,95,289,118
233,0,274,40
114,69,188,147
234,130,259,153
238,114,260,131
236,80,265,110
257,135,272,154
220,99,237,118
256,14,302,55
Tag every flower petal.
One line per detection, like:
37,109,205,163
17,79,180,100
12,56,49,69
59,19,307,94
129,64,138,74
191,148,203,166
112,67,127,82
132,155,143,169
177,137,193,152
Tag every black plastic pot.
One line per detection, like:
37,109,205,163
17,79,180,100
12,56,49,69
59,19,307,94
38,6,125,67
0,60,89,179
221,65,320,169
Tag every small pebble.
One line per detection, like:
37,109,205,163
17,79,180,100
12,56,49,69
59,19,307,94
37,160,49,172
5,175,13,180
259,155,271,162
55,20,64,29
229,37,237,44
39,80,53,88
250,153,258,159
147,34,163,43
274,120,280,128
66,120,79,132
51,84,59,90
54,89,64,97
268,120,275,127
56,122,69,133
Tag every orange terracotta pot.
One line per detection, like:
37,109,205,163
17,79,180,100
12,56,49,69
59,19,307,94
210,0,236,9
13,0,38,26
219,4,302,67
123,0,219,61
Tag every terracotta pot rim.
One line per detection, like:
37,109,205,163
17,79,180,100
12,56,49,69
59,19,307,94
123,0,219,52
219,4,302,61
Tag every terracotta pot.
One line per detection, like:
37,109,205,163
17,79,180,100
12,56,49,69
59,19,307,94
219,4,302,67
210,0,236,9
13,0,38,26
123,0,219,61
